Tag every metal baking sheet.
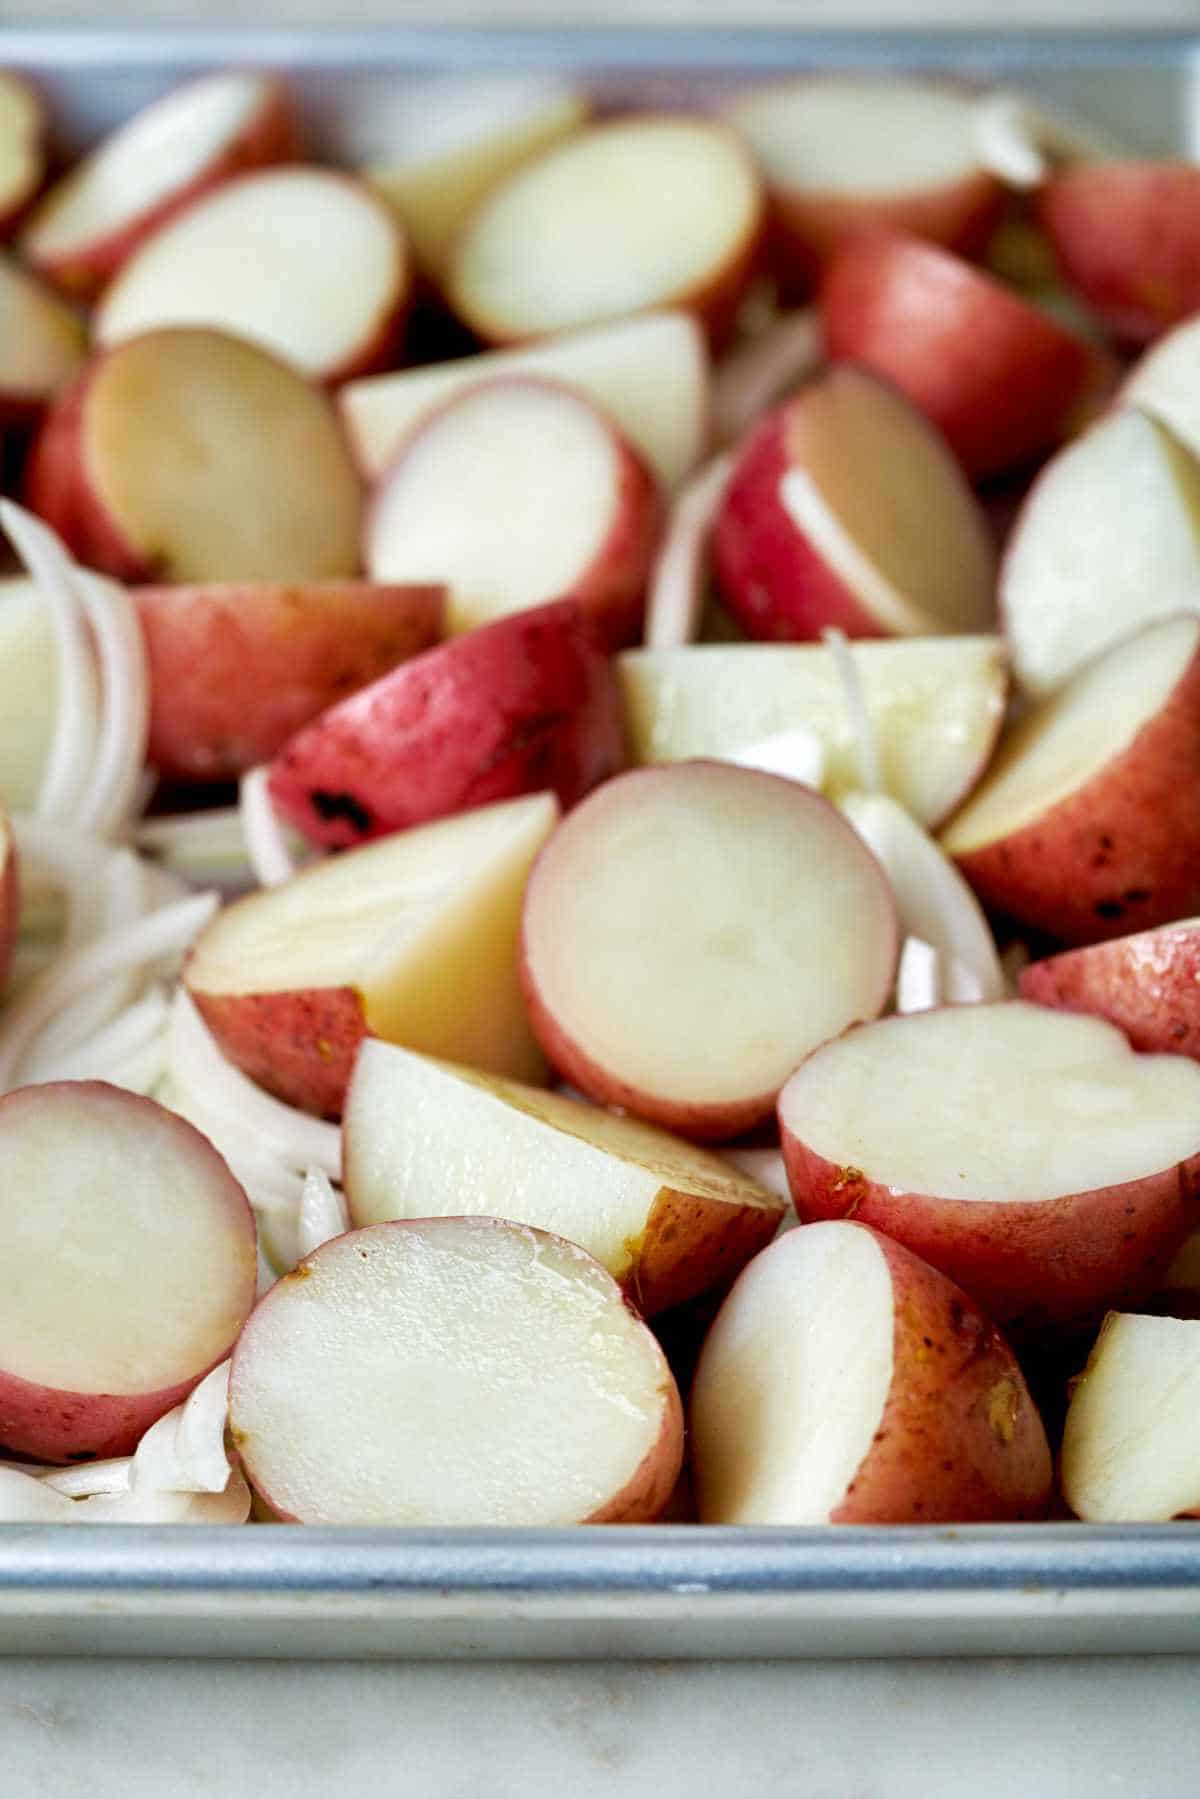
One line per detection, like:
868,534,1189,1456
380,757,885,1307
2,24,1200,1660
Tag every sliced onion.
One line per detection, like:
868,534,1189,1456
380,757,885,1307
713,309,823,445
137,807,258,897
239,766,299,888
643,452,734,650
74,569,151,839
822,626,884,794
29,847,148,1061
23,984,171,1085
895,936,941,1014
973,90,1127,191
75,1469,252,1524
131,1361,232,1495
0,1466,78,1521
724,728,826,789
297,1167,350,1258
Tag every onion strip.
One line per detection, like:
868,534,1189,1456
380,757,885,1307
239,766,298,888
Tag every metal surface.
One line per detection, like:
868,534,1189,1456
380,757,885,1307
1,25,1199,1659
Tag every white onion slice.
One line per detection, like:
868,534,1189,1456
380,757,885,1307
895,935,942,1014
74,568,151,839
821,626,883,793
0,1466,78,1521
297,1167,350,1258
713,309,823,445
239,765,299,888
29,846,147,1062
131,1361,233,1494
643,452,733,650
725,728,826,788
973,89,1127,191
22,983,171,1084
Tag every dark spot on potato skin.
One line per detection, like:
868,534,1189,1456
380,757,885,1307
310,789,373,834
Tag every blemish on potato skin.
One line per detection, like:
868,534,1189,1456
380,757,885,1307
286,1261,314,1282
987,1377,1020,1446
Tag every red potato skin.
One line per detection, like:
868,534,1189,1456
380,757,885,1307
187,983,368,1120
1037,163,1200,348
267,600,626,850
628,1183,786,1317
948,632,1200,945
136,580,444,781
781,1106,1200,1337
712,401,888,642
1019,924,1200,1058
20,76,300,299
820,231,1114,479
0,815,18,992
583,1363,684,1523
829,1227,1052,1524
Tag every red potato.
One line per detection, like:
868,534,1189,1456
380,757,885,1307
1061,1312,1200,1521
0,810,17,990
690,1220,1051,1524
713,366,996,643
137,579,443,782
229,1216,683,1526
0,1081,255,1463
19,71,298,297
447,116,765,352
93,167,410,386
363,377,662,645
778,1002,1200,1333
339,309,709,492
941,615,1200,945
0,71,45,238
267,600,624,850
343,1038,785,1316
520,761,898,1142
1122,312,1200,464
0,253,85,426
1000,409,1200,698
1019,919,1200,1057
25,328,362,583
820,231,1115,480
1038,162,1200,347
185,790,559,1116
723,77,1005,298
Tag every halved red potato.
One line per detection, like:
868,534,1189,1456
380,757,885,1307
723,77,1005,297
186,790,558,1116
713,367,995,642
364,377,661,644
25,328,362,583
93,168,410,386
137,579,443,782
820,231,1114,480
1019,919,1200,1057
1123,313,1200,464
359,75,588,282
779,1002,1200,1332
0,253,86,425
620,635,1008,829
0,575,57,812
1000,409,1200,697
521,761,898,1141
942,615,1200,945
339,309,708,491
690,1219,1051,1524
229,1216,683,1526
19,71,297,297
0,71,45,238
267,600,623,849
0,810,17,990
343,1039,785,1315
447,116,764,351
1038,163,1200,347
1061,1312,1200,1521
0,1081,255,1462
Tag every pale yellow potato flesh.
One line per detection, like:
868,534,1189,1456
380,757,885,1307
1062,1312,1200,1521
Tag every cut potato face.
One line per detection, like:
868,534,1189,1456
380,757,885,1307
1001,410,1200,696
0,71,43,235
619,636,1007,828
521,762,897,1138
1124,315,1200,464
229,1217,683,1526
343,1040,784,1313
1019,919,1200,1059
0,254,86,418
94,168,409,384
340,309,708,489
1061,1312,1200,1522
448,117,763,346
0,576,58,812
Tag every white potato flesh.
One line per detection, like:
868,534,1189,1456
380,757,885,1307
94,170,404,380
523,763,896,1109
21,73,275,256
1125,319,1200,463
86,330,362,581
691,1221,893,1524
0,577,57,812
0,1083,254,1393
1002,411,1200,696
1062,1313,1200,1521
451,119,760,339
0,255,85,400
366,380,617,635
780,1002,1200,1205
340,309,707,488
229,1217,678,1526
941,615,1198,854
344,1039,779,1272
786,368,996,635
726,77,985,198
0,73,39,210
188,791,557,1068
619,636,1007,828
840,792,1004,1000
